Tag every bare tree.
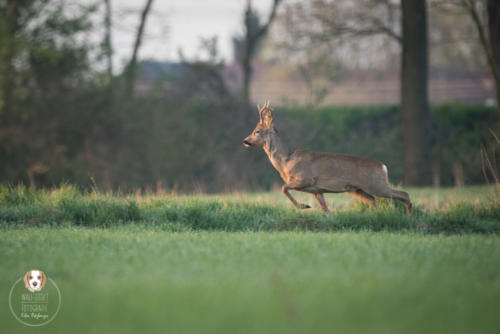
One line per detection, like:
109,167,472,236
296,51,339,106
465,0,500,109
1,0,51,118
285,0,401,45
488,0,500,104
278,0,432,185
103,0,113,77
125,0,154,96
401,0,431,185
435,0,500,109
1,0,21,118
238,0,282,106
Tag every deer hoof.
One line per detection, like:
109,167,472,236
298,204,311,209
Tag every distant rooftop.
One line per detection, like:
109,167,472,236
137,60,189,80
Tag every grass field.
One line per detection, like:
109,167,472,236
1,185,500,233
1,186,500,333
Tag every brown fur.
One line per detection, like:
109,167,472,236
243,101,412,214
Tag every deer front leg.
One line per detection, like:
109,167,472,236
282,181,312,209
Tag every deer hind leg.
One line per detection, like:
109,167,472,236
282,182,311,210
395,189,413,215
369,186,412,215
313,193,330,212
350,189,376,207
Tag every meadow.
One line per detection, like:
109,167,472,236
1,185,500,233
1,185,500,333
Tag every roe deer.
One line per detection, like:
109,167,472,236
243,101,412,214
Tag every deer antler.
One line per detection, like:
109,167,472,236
258,100,272,110
264,100,272,110
257,100,273,122
257,103,263,120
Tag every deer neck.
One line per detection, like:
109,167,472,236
263,133,290,176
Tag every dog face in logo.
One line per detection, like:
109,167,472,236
24,270,46,292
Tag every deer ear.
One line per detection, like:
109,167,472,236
261,108,274,128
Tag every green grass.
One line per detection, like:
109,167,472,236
1,229,499,334
1,185,499,234
1,185,500,333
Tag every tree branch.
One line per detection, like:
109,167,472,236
130,0,154,70
321,21,402,44
464,0,498,81
308,2,402,45
125,0,154,95
104,0,113,77
255,0,282,40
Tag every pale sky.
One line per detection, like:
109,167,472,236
109,0,275,70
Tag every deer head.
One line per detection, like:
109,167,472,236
243,100,276,148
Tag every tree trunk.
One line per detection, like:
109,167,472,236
401,0,431,186
452,161,464,187
487,0,500,109
1,37,15,118
432,161,440,188
1,0,20,119
125,0,154,96
242,5,254,107
104,0,113,77
241,0,281,107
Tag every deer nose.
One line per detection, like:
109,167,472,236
243,139,252,147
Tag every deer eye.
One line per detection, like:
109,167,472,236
255,130,261,134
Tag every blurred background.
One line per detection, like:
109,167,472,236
0,0,499,192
